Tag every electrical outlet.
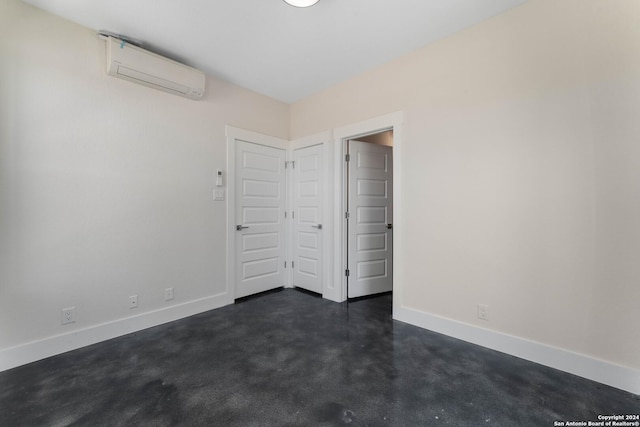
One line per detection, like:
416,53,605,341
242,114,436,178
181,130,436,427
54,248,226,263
61,307,76,325
129,295,138,309
164,287,174,301
478,304,489,321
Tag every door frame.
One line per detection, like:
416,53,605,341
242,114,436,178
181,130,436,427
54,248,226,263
226,126,290,302
226,111,403,306
330,112,404,310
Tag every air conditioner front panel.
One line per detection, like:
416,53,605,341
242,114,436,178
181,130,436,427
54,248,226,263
106,36,205,100
116,64,190,95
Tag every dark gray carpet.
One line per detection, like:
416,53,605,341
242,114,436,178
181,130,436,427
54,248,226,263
0,288,638,426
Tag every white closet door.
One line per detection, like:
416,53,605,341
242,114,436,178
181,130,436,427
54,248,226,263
235,140,287,299
292,144,323,294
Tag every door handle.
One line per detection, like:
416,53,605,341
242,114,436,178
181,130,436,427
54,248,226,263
236,225,249,231
387,224,393,230
311,224,322,230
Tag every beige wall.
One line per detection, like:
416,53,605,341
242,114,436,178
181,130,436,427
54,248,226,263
2,0,639,378
0,0,289,350
291,0,640,370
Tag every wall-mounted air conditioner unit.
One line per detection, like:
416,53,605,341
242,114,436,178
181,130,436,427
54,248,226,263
105,36,205,100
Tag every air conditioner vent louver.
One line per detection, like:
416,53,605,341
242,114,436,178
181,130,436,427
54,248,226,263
105,36,205,100
115,65,190,95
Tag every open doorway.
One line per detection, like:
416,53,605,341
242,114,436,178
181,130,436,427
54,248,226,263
345,131,394,300
330,112,403,312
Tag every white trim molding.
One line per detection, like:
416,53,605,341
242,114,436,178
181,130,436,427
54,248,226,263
290,130,332,150
225,126,289,150
394,305,640,395
0,293,231,373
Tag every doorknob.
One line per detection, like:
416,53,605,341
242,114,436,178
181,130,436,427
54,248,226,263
236,225,249,231
311,224,322,230
387,224,393,229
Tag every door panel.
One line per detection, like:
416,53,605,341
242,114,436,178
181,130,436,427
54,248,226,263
235,141,287,299
348,141,393,298
292,144,323,294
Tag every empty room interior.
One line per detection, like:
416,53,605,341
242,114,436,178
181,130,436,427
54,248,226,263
1,0,639,425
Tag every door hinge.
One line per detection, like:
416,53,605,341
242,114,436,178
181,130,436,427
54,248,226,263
284,261,287,268
345,154,351,162
292,261,295,269
285,211,287,219
345,269,350,277
345,211,350,219
285,160,295,169
292,211,295,219
291,161,295,169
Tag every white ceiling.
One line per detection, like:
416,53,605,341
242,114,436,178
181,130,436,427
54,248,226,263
22,0,527,103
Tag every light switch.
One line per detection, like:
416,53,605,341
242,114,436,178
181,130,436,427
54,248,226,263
214,189,225,201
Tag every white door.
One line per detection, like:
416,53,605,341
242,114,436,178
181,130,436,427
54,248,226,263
292,144,323,294
347,140,393,298
235,140,287,299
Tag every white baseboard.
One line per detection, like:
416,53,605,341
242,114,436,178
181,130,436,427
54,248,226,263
0,293,233,373
3,297,638,396
394,306,640,396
